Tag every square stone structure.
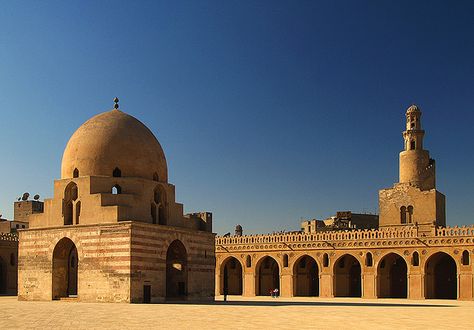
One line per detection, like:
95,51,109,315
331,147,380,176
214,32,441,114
18,100,215,303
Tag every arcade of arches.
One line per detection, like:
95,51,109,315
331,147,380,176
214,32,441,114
215,243,474,300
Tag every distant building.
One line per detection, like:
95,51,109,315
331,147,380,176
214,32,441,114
301,211,379,233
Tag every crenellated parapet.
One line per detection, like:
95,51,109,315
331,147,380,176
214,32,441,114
0,232,19,242
215,226,474,253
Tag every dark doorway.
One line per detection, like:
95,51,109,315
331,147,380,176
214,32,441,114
166,240,187,300
52,237,78,299
143,285,151,303
256,256,280,296
425,252,457,299
334,255,362,297
220,257,243,295
293,256,319,296
377,253,407,298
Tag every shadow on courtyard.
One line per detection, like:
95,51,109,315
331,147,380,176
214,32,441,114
164,299,455,308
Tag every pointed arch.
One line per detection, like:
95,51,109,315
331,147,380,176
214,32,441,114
425,252,457,299
73,168,79,178
166,240,188,299
220,257,243,295
377,253,407,298
255,256,280,296
52,237,78,299
293,255,319,297
112,184,122,195
333,254,361,297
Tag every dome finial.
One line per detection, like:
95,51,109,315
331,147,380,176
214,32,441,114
113,97,119,109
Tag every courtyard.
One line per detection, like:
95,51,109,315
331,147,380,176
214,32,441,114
0,296,473,329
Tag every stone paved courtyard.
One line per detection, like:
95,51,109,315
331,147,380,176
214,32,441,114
1,296,473,329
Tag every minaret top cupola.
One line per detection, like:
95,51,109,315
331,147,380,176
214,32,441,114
402,104,425,151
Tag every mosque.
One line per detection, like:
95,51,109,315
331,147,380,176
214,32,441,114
215,105,474,300
16,99,215,303
1,102,473,302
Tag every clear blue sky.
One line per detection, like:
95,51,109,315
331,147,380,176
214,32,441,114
1,1,473,234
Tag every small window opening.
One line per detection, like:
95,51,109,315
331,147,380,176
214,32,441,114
76,201,81,225
113,167,121,177
323,253,329,267
366,252,373,267
412,252,419,266
112,185,122,195
407,205,414,223
246,255,251,268
283,254,289,268
153,172,159,182
400,206,407,224
410,140,416,150
462,250,470,266
73,168,79,178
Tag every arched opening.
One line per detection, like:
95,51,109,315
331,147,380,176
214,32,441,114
283,254,289,267
400,206,407,224
112,184,121,195
323,253,329,267
153,172,159,182
246,255,251,268
166,240,187,299
425,252,457,299
113,167,121,177
412,251,420,266
407,205,414,223
75,202,81,225
377,253,407,298
154,186,167,225
0,257,6,294
293,255,319,297
462,250,470,266
410,140,415,150
220,257,243,295
256,256,280,296
366,252,373,267
333,254,361,297
73,168,79,178
52,237,78,299
63,182,78,226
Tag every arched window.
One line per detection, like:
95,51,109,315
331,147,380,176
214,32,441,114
154,186,167,225
407,205,414,223
113,167,121,177
73,168,79,178
323,253,329,267
75,201,81,225
283,254,289,268
64,182,78,226
246,255,251,268
153,172,159,182
10,253,15,266
112,185,122,195
400,206,407,224
366,252,373,267
410,140,416,150
412,251,420,266
462,250,470,266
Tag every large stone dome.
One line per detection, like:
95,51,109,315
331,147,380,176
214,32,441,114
61,108,168,181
